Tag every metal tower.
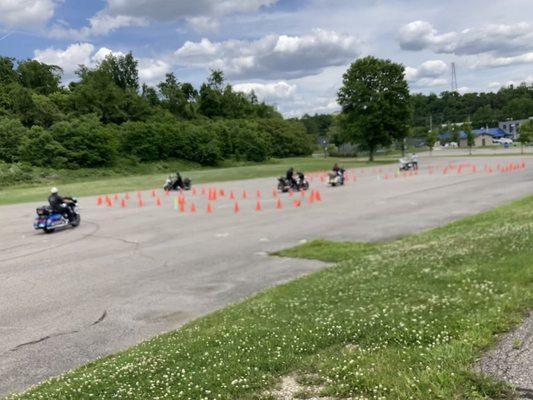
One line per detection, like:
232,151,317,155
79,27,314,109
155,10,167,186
451,62,458,92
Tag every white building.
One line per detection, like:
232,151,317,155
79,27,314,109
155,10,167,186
499,117,533,139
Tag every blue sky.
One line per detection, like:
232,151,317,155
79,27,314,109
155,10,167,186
1,0,533,116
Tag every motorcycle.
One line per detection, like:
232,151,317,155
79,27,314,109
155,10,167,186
164,175,192,191
278,173,310,192
399,158,415,172
296,173,310,191
328,169,345,186
34,198,80,234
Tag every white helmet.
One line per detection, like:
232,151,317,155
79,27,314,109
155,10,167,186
50,187,59,194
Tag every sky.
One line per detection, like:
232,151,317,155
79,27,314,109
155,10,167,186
1,0,533,116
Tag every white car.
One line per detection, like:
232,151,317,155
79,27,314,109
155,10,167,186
493,138,514,145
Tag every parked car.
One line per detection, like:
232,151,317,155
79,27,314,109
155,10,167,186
444,142,458,148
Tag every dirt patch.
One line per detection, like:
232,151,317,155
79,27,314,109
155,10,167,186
267,374,346,400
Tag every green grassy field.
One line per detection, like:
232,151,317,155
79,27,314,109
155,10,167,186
0,157,389,205
8,196,533,400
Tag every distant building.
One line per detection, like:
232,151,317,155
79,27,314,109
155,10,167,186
499,118,533,139
439,128,506,147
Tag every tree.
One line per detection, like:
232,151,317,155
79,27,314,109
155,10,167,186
0,57,18,85
0,117,28,162
99,52,139,91
425,129,438,155
518,120,533,154
451,123,461,146
19,125,67,167
337,56,412,161
17,59,62,95
464,121,475,155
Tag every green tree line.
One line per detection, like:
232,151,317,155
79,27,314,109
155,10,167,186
298,83,533,142
0,53,313,169
411,84,533,132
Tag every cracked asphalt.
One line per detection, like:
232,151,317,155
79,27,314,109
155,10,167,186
1,155,532,397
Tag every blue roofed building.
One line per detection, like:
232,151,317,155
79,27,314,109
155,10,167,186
439,127,506,147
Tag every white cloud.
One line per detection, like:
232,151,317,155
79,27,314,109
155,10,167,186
175,28,362,79
49,12,147,40
186,16,220,33
0,0,59,28
104,0,277,21
399,21,458,53
488,76,533,91
34,43,168,85
466,52,533,68
34,43,96,78
138,59,172,86
62,0,278,38
399,21,533,57
405,60,448,88
233,81,297,102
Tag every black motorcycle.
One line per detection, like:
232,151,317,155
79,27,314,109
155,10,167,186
277,172,309,192
164,175,192,191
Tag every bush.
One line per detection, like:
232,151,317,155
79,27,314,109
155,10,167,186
19,126,68,168
50,115,118,167
232,123,272,162
0,161,38,186
0,117,28,162
119,121,159,161
260,119,313,158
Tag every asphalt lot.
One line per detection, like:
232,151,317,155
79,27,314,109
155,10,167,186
1,155,532,396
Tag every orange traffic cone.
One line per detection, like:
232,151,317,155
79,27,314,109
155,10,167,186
276,198,283,209
121,199,127,208
97,196,103,206
207,202,213,214
156,197,162,207
234,202,240,213
255,200,262,211
190,202,197,213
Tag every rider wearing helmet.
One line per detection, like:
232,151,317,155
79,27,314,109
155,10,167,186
172,171,185,190
48,187,74,221
286,167,297,188
332,163,345,184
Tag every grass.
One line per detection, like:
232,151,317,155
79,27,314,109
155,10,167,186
8,197,533,400
0,156,390,205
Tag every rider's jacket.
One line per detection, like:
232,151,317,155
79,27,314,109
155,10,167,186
48,193,65,211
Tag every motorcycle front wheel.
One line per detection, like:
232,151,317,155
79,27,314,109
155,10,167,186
70,214,81,227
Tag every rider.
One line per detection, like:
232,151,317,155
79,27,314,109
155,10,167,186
410,153,419,170
48,187,74,221
332,163,345,184
286,167,297,187
172,171,185,190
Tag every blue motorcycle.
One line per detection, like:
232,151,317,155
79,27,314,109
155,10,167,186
34,199,80,234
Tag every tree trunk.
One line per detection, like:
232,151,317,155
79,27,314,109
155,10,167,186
369,148,374,162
